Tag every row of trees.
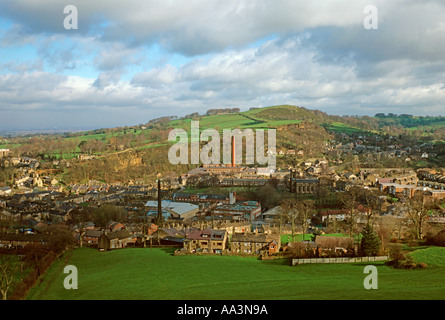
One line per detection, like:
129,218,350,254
0,224,75,300
205,108,240,116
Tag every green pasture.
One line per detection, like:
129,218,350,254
322,122,369,135
170,111,300,133
27,246,445,300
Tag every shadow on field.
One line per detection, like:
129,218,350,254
157,247,177,255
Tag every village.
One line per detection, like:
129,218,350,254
1,135,444,259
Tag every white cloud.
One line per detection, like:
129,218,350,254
0,0,444,129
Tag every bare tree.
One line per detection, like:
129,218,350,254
281,198,299,243
359,188,384,224
272,207,287,236
339,186,362,237
0,255,23,300
405,192,430,240
69,207,92,248
296,200,316,241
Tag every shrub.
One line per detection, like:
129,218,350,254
386,244,406,268
402,255,416,269
425,229,445,247
386,245,428,269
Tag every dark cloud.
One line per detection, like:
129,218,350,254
0,0,444,129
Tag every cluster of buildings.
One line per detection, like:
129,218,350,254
180,228,280,256
330,133,438,161
0,149,12,158
377,168,445,201
145,191,262,223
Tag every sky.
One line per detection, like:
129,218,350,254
0,0,444,130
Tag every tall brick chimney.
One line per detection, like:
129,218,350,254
231,135,235,167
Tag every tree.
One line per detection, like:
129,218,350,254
92,204,127,228
21,242,48,277
42,224,76,255
405,192,430,240
78,140,88,153
69,207,92,247
295,200,316,241
339,186,362,237
360,223,381,256
281,198,299,243
0,255,23,300
272,207,287,237
359,189,382,224
251,184,282,211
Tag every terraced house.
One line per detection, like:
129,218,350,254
230,232,281,255
183,229,228,254
98,230,135,250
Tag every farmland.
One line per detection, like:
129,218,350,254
27,246,445,300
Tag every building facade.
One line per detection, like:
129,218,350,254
230,232,281,255
183,229,228,253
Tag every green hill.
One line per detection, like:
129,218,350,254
3,104,443,185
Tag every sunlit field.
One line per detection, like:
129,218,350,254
27,246,445,300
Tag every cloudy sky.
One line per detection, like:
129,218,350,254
0,0,444,130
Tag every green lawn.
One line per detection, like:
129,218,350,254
26,246,445,300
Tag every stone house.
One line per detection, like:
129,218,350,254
183,229,228,253
230,232,281,255
0,233,48,249
82,229,103,246
98,230,135,250
0,186,12,196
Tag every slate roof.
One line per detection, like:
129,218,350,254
102,230,132,240
186,229,226,241
83,229,103,238
231,232,279,243
145,200,199,216
0,233,48,242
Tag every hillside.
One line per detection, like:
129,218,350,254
1,104,444,185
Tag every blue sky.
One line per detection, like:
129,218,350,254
0,0,444,130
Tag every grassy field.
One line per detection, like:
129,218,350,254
322,122,370,135
170,112,300,133
280,233,352,244
26,246,445,300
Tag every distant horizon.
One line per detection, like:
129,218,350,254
0,104,443,136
